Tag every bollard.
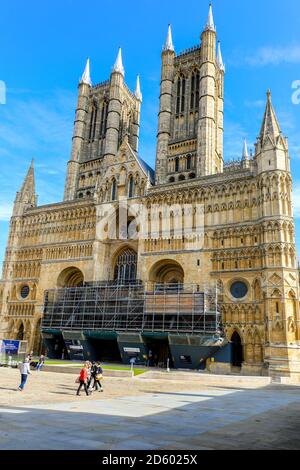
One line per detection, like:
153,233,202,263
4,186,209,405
167,358,170,373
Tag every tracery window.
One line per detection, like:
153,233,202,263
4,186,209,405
230,281,248,299
114,248,137,284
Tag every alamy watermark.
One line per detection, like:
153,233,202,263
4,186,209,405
292,80,300,104
0,80,6,104
96,200,205,251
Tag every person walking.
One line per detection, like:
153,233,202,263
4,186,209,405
147,350,153,367
87,361,94,392
28,350,34,362
18,357,31,391
87,361,94,390
92,362,104,392
76,362,91,396
35,355,45,371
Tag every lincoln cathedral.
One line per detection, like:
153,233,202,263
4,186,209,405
1,5,299,381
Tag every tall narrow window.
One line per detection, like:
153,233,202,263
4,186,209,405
111,179,117,201
128,175,135,198
195,72,200,109
176,79,181,114
190,74,195,109
89,103,98,141
89,107,94,141
175,157,179,172
186,155,192,170
100,101,108,137
181,77,185,113
190,70,200,110
176,74,186,114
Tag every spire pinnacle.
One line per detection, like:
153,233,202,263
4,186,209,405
14,159,37,215
205,3,216,32
80,58,92,86
217,41,225,72
113,48,125,76
134,75,142,102
22,159,35,188
163,24,175,52
259,90,281,141
242,139,249,160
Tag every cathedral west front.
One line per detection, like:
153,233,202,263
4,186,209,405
1,5,300,381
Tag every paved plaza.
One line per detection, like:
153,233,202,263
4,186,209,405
0,368,300,450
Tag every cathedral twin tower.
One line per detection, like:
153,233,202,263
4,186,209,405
64,4,225,201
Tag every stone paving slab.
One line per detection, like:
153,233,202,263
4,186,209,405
1,368,300,450
0,385,300,450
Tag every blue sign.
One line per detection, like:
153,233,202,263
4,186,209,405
3,340,20,355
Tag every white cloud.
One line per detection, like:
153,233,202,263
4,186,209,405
246,45,300,67
244,100,265,108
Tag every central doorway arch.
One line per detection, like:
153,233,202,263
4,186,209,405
149,259,184,285
57,267,84,288
231,331,243,367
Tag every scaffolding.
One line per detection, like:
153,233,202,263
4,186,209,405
42,281,223,336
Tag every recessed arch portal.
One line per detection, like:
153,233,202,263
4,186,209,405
149,259,184,285
231,330,243,367
57,267,84,288
16,322,25,341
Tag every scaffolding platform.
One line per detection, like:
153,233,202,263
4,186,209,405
42,281,223,336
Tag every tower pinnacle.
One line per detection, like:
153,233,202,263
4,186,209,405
205,3,216,32
259,89,281,141
135,75,142,102
113,48,125,76
80,58,92,86
242,139,249,160
163,24,175,52
217,41,225,72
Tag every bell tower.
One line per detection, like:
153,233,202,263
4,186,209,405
154,4,224,185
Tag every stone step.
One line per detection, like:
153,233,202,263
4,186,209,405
138,370,271,387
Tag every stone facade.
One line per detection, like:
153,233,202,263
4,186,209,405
0,7,300,379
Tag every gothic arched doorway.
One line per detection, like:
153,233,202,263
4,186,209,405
113,248,137,284
231,331,243,367
16,323,24,341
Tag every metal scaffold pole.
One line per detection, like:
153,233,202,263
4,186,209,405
41,281,224,338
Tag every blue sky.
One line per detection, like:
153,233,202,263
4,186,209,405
0,0,300,268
